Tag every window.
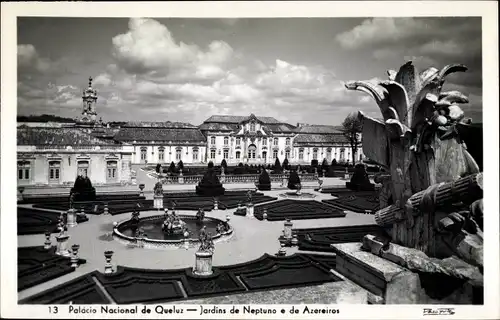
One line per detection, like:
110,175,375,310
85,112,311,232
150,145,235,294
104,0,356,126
273,149,278,159
313,148,318,160
248,145,256,159
193,148,199,161
17,161,31,182
236,137,241,146
176,148,182,161
77,160,89,177
107,160,118,182
299,149,304,160
140,148,147,161
326,148,332,161
262,139,267,146
285,150,290,159
224,137,229,145
273,138,278,146
250,122,256,132
340,148,345,161
262,151,267,160
223,149,229,159
236,151,241,159
286,138,290,146
158,148,165,162
210,149,216,159
210,136,216,145
49,161,61,183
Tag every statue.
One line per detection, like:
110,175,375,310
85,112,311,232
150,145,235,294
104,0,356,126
196,208,205,221
345,61,484,272
195,161,225,196
153,181,163,197
69,192,75,210
198,228,214,253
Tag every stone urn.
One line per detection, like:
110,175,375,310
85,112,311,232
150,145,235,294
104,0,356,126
262,208,268,220
70,244,80,268
17,186,25,202
67,209,77,227
291,234,299,246
226,215,231,222
139,184,145,197
44,231,52,250
104,250,114,274
55,233,70,257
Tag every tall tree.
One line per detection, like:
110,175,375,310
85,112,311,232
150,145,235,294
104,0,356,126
340,112,363,165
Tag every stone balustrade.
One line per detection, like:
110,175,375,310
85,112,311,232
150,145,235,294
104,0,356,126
159,173,318,185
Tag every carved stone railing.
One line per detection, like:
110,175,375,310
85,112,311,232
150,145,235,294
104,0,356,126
159,173,318,185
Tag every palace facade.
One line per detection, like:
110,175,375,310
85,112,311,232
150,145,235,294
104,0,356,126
17,77,363,187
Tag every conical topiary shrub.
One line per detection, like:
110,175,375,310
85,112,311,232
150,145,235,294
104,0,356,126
196,161,225,196
177,160,184,171
274,158,282,173
221,159,228,169
282,157,289,171
287,170,301,190
168,161,176,173
257,168,271,191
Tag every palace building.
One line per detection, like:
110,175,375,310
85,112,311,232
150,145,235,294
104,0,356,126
17,77,363,187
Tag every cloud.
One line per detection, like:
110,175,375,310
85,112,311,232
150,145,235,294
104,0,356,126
111,18,234,83
17,44,81,116
336,17,482,119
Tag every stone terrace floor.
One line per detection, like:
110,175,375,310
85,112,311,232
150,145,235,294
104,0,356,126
18,167,375,302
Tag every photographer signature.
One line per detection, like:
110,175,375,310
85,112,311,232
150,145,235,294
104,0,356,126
423,308,456,316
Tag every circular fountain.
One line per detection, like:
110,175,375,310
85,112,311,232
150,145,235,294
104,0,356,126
113,209,233,250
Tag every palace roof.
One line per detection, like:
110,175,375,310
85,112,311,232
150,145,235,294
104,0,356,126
202,114,282,124
296,124,343,134
17,126,119,146
122,121,196,128
114,127,206,143
293,133,350,146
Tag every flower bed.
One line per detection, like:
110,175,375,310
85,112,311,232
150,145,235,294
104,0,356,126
18,207,89,235
18,246,87,292
21,253,341,304
253,200,346,221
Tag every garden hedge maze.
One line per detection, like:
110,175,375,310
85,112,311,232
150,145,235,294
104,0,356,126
292,225,388,253
20,253,342,304
18,207,89,235
253,200,346,221
18,246,87,292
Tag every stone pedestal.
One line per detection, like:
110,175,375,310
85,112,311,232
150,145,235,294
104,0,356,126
70,244,80,268
55,234,70,257
282,176,287,187
330,242,483,304
283,219,293,240
246,203,254,218
67,209,77,227
178,171,184,184
154,195,164,210
193,251,213,276
44,232,52,250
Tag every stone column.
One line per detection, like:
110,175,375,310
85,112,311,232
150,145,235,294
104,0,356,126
283,219,293,240
55,234,70,257
67,209,77,227
178,169,184,184
193,251,213,276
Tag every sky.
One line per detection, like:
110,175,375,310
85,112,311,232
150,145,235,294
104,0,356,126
17,17,483,126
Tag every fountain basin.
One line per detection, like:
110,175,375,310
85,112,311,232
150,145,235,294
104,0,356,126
113,214,233,250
